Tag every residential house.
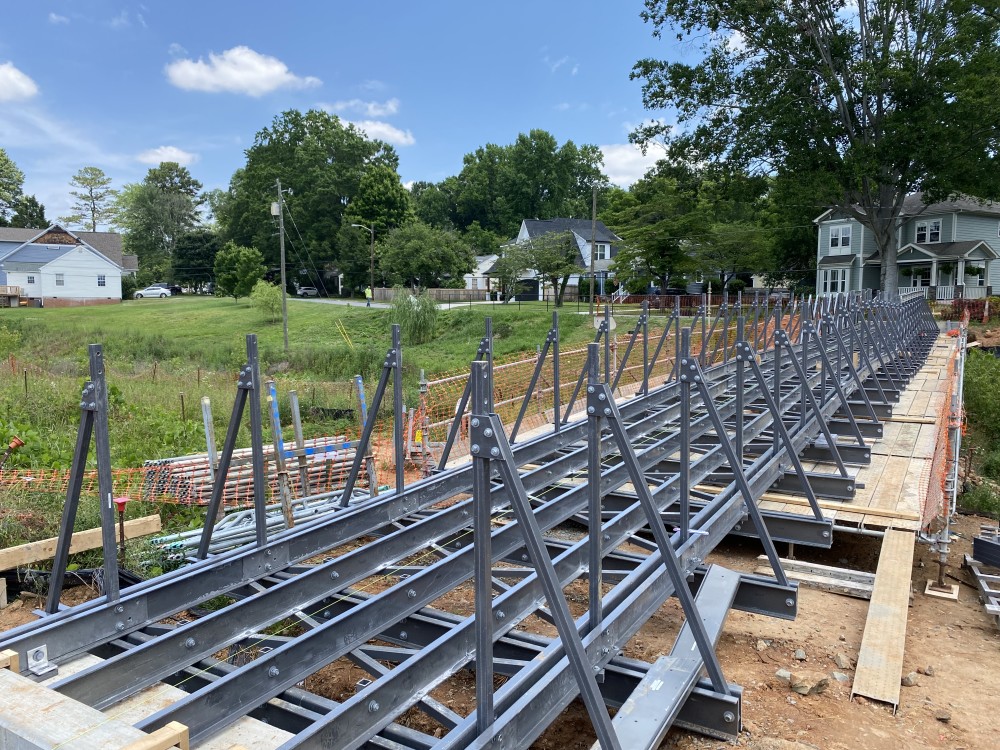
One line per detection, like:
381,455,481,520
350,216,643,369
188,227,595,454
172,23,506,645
815,194,1000,300
464,254,499,295
499,218,622,300
0,225,137,306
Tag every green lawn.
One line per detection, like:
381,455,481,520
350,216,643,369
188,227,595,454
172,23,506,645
1,295,615,380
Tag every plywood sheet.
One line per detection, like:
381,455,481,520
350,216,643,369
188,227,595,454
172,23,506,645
851,529,916,709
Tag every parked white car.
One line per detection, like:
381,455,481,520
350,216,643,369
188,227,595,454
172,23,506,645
134,286,172,299
297,286,319,297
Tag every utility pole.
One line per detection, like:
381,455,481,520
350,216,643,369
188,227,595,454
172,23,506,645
589,184,597,316
273,180,289,352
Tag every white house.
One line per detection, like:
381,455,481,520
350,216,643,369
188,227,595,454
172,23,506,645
499,218,622,300
0,225,136,306
814,194,1000,300
464,254,498,293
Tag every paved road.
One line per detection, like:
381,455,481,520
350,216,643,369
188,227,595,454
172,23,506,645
290,296,391,309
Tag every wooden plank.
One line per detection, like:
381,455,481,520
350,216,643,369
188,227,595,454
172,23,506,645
122,721,190,750
851,529,916,709
754,566,873,600
0,515,161,571
0,577,5,608
757,491,921,521
755,555,875,584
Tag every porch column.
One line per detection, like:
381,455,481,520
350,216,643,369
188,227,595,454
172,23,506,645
986,259,993,296
930,259,939,286
956,259,966,299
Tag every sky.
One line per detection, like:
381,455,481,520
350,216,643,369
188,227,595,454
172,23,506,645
0,1,680,222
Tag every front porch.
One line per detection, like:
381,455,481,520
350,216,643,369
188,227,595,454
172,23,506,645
889,242,995,302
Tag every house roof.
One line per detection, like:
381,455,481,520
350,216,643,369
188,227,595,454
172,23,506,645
2,245,69,265
868,239,999,263
814,192,1000,224
0,226,127,266
521,218,621,243
818,254,856,267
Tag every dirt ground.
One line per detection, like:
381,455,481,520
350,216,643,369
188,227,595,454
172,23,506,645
2,513,997,750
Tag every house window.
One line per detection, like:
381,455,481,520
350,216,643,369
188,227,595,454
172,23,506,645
55,273,65,287
595,243,610,261
916,219,941,244
820,268,849,294
829,226,852,253
97,275,106,287
27,275,35,284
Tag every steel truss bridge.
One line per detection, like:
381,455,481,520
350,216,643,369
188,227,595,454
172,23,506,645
0,291,938,750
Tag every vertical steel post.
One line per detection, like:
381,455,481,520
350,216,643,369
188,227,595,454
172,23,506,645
603,304,611,383
245,335,268,548
641,300,649,395
585,344,603,634
89,345,120,602
266,380,294,529
679,328,692,543
736,316,746,464
201,397,217,486
552,311,561,432
288,391,311,497
391,324,405,495
470,361,494,734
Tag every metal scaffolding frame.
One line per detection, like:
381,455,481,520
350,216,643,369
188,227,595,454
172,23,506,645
0,291,938,749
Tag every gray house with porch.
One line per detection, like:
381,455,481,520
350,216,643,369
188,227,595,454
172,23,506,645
815,194,1000,300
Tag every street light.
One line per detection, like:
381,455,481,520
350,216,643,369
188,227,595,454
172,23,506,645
351,223,375,299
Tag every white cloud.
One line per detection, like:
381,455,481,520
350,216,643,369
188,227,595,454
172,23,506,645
324,97,400,117
165,46,321,97
359,79,385,92
0,62,39,102
727,30,747,52
600,144,664,187
543,55,569,73
167,42,187,57
136,145,199,166
348,120,415,146
48,13,69,24
402,180,414,190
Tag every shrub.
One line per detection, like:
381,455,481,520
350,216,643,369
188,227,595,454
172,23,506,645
390,286,439,345
250,281,282,323
964,350,1000,443
959,484,1000,519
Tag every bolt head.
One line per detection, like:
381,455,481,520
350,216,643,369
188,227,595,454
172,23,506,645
483,428,494,437
785,598,795,607
184,637,196,649
490,447,500,457
368,700,380,713
587,406,596,414
598,393,606,401
268,666,280,677
496,610,506,621
471,418,480,427
724,711,736,723
587,386,594,393
407,588,416,599
399,630,408,640
471,444,481,454
116,622,125,632
603,408,611,416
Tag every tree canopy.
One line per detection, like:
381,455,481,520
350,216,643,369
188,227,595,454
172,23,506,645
0,148,25,225
376,221,474,289
632,0,1000,292
10,195,48,229
219,109,399,271
60,166,118,231
214,242,265,302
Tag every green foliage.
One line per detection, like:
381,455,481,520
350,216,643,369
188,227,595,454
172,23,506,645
632,0,1000,293
390,287,440,344
250,280,283,323
219,109,399,269
10,194,48,228
964,350,1000,444
449,131,608,237
521,230,579,307
214,242,265,301
172,228,222,290
121,275,138,299
0,147,25,222
377,221,474,289
0,322,21,358
59,166,118,231
959,484,1000,519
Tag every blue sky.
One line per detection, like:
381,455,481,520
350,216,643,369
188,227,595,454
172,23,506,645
0,2,677,222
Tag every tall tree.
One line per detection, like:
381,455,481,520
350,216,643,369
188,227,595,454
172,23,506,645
10,195,48,229
0,148,25,225
214,242,265,302
451,131,609,238
219,109,398,269
522,230,580,307
60,166,118,231
173,228,222,291
143,162,203,202
633,0,1000,292
376,221,474,289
